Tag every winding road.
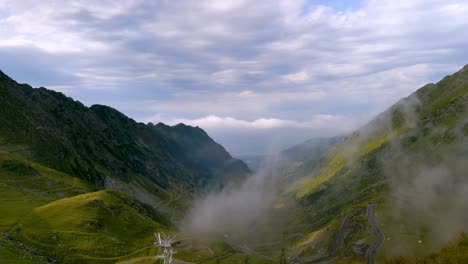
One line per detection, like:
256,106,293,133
305,214,350,263
366,204,385,264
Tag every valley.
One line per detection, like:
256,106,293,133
1,64,468,264
2,0,468,262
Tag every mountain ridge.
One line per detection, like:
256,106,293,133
0,68,249,200
282,64,468,262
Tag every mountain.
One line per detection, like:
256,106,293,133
1,65,467,263
0,70,263,264
0,69,249,200
0,149,270,263
237,137,338,173
281,137,340,163
0,150,168,264
278,137,340,179
281,65,468,262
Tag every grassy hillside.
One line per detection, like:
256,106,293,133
0,150,93,263
0,150,174,263
0,151,191,264
0,150,274,264
283,65,468,262
12,190,171,264
385,234,468,264
0,151,96,230
279,137,340,180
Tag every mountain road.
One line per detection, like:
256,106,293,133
366,204,385,264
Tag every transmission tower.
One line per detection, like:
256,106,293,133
154,232,177,264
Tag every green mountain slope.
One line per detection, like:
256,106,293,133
0,150,175,263
385,233,468,264
0,69,249,206
0,150,95,263
0,70,268,264
279,137,340,181
0,69,249,188
12,190,171,264
0,150,268,264
283,65,468,262
0,151,96,230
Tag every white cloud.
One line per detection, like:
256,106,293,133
140,89,327,118
211,69,239,85
149,114,357,134
168,115,307,129
283,70,310,82
238,90,254,96
1,0,468,153
203,0,246,12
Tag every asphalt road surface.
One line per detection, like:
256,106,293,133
305,214,350,263
366,204,385,264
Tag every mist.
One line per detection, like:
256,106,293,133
379,96,468,254
179,83,468,257
180,154,292,244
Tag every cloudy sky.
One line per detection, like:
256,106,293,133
1,0,467,155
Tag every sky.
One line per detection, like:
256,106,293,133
1,0,468,155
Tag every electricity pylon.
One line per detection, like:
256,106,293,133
154,232,177,264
